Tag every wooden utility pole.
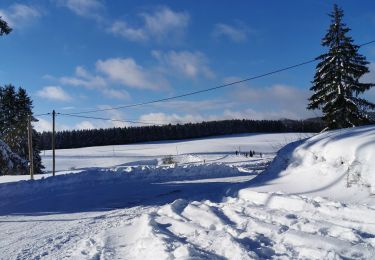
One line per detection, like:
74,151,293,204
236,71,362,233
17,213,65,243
27,115,34,180
52,110,56,176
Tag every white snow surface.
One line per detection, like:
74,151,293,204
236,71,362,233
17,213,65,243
1,129,375,259
247,125,375,204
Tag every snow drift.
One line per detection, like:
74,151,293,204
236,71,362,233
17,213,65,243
248,124,375,204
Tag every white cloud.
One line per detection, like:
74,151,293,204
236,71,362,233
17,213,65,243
60,66,107,89
57,0,104,20
96,58,168,90
36,86,72,101
102,89,130,100
152,50,214,79
33,117,70,132
75,120,96,130
34,117,107,132
59,65,132,100
139,112,205,125
55,56,170,100
33,118,52,132
0,4,41,28
227,80,316,119
110,6,189,43
213,23,249,42
110,21,147,42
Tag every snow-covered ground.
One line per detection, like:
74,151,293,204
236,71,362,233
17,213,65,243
1,129,375,259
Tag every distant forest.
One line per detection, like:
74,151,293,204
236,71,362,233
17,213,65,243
38,119,326,150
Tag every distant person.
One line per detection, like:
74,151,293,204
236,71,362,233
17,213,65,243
235,150,238,156
260,153,263,158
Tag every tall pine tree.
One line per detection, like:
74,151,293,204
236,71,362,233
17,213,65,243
307,5,375,129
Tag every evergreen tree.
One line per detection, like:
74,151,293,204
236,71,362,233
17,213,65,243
307,5,375,129
0,85,44,174
0,16,12,36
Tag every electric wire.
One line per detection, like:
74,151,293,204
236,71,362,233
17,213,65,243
57,113,162,126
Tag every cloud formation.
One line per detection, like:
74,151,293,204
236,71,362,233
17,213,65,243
139,112,205,125
60,66,107,89
33,117,70,132
222,78,316,119
37,86,72,101
212,23,249,42
110,6,189,43
152,50,214,79
75,120,96,130
0,4,41,28
96,58,168,90
57,0,104,20
58,65,131,100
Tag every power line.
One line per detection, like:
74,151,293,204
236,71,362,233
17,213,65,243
359,40,375,47
34,112,51,117
57,113,161,126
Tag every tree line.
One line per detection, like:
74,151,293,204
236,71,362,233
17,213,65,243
38,119,326,150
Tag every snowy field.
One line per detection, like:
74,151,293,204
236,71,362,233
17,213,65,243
1,128,375,259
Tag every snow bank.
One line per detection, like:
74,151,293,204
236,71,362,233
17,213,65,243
0,163,257,206
249,125,375,204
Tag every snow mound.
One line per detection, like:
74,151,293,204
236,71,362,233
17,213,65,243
250,125,375,204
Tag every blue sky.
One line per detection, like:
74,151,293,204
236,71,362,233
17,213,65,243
0,0,374,131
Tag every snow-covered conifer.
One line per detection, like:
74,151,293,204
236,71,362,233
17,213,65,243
307,4,375,129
